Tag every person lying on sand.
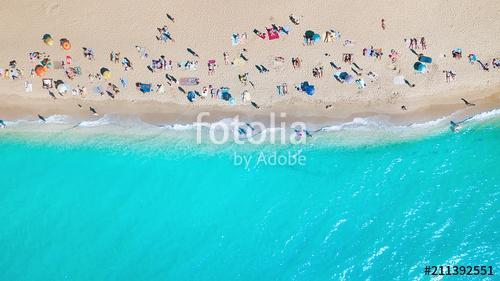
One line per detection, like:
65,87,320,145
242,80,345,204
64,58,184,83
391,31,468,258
289,14,300,25
461,98,475,106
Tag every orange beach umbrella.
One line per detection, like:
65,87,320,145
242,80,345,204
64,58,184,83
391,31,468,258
60,38,71,50
35,65,47,77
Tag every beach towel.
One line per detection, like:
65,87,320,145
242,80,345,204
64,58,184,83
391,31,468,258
281,26,290,35
393,75,405,85
418,55,432,64
241,91,251,102
277,85,284,96
178,61,198,71
180,77,200,86
355,79,366,89
93,86,103,94
139,83,152,93
231,33,240,46
120,78,128,88
42,78,53,89
267,28,280,40
232,57,246,66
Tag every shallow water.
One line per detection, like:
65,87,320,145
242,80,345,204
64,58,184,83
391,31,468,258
0,113,498,280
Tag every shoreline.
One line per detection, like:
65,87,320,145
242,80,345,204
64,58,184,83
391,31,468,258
1,0,499,133
1,87,499,129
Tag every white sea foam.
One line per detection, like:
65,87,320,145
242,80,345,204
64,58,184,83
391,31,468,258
321,117,383,131
162,123,197,130
44,114,72,124
2,108,499,142
467,108,500,122
363,246,389,272
77,115,113,127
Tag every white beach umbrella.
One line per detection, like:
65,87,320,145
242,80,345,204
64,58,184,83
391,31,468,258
57,83,69,93
393,75,405,85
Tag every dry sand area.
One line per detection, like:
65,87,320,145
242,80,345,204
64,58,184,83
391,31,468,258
0,0,499,124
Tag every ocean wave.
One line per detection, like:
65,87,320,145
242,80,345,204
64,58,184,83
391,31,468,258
162,123,197,130
466,108,500,122
2,108,499,137
320,117,386,131
44,114,72,124
77,115,113,128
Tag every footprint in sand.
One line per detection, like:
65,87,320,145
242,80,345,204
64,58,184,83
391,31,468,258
44,1,61,15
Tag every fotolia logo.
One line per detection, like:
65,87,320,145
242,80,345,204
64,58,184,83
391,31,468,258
196,112,309,145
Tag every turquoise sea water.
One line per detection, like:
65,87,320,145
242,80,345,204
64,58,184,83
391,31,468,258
0,115,499,280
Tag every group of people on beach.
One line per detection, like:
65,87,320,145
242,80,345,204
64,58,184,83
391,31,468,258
1,9,500,125
406,37,427,49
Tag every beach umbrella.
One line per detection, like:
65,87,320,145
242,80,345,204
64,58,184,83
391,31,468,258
305,85,315,96
418,55,432,64
241,90,251,102
393,75,405,85
304,30,315,39
339,71,353,83
312,33,321,42
100,67,111,79
300,81,310,91
414,62,426,73
57,83,69,93
42,34,54,46
221,91,231,101
34,65,46,77
60,38,71,50
40,58,53,68
339,72,349,80
187,91,196,102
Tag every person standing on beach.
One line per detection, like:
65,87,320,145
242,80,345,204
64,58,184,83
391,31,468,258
381,19,386,30
421,37,427,50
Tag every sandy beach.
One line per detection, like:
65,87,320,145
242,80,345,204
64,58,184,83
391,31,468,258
0,0,499,126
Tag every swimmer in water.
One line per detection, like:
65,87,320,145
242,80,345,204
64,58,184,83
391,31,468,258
450,121,462,132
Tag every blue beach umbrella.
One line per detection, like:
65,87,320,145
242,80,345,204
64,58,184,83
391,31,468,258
300,81,315,96
339,72,349,80
305,85,315,95
414,62,426,73
221,91,232,101
304,30,315,39
187,91,196,102
339,72,354,83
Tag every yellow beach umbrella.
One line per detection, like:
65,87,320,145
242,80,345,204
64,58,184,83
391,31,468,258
100,67,111,79
43,34,54,46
